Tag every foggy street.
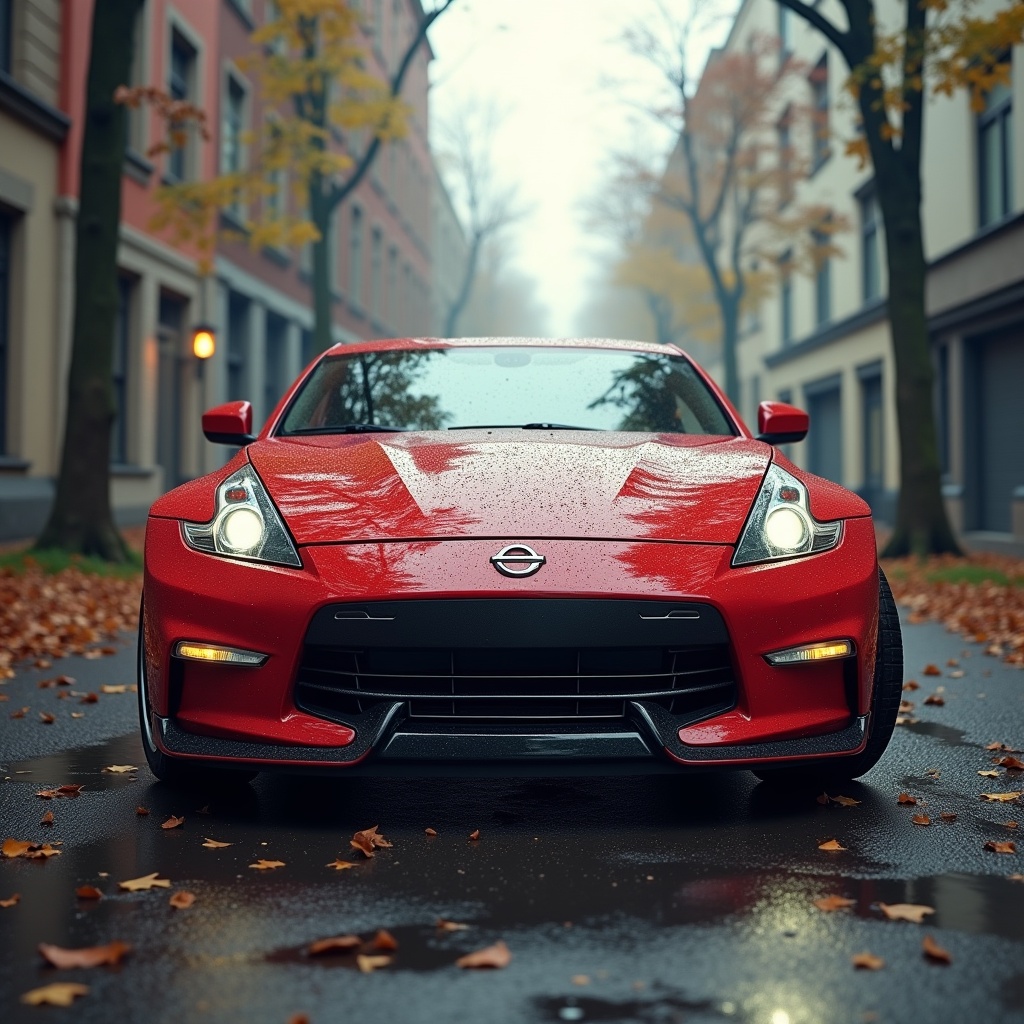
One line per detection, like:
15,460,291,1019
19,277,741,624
2,611,1023,1024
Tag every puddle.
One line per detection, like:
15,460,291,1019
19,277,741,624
535,993,728,1023
901,721,978,748
2,732,147,787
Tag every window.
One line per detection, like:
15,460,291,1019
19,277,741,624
779,251,793,346
0,0,11,75
227,293,249,401
0,213,10,454
860,368,884,508
778,4,791,60
370,227,382,320
387,245,398,328
813,228,831,326
222,75,246,176
860,186,882,303
810,55,830,172
978,68,1013,228
264,119,288,224
111,277,133,464
349,206,363,309
167,31,197,181
777,105,793,208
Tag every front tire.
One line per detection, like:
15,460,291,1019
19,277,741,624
137,605,258,788
753,567,903,787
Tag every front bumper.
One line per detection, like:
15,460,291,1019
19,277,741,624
142,515,878,773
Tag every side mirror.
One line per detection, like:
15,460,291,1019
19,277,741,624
202,401,257,446
756,400,809,445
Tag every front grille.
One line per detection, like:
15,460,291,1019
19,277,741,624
294,643,736,723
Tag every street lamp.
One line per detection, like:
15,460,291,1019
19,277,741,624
192,324,216,360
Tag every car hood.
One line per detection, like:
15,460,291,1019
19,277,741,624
247,431,771,546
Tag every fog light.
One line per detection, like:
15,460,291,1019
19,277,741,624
174,642,267,666
765,640,854,665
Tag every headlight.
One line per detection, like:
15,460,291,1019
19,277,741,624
732,463,841,567
181,464,302,568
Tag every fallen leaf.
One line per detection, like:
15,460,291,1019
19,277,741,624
136,806,149,816
878,902,935,923
102,765,137,774
2,839,61,859
161,815,184,830
815,792,830,806
10,706,29,718
814,895,856,912
923,664,942,676
832,795,861,808
169,891,195,909
996,756,1024,771
287,1015,310,1024
20,983,89,1007
947,659,959,667
456,940,512,969
923,694,945,706
895,715,918,726
35,659,51,669
939,812,958,822
325,859,358,871
425,827,438,836
350,825,391,858
249,859,286,870
38,712,55,724
912,814,931,826
196,805,211,815
572,974,590,986
981,792,1022,803
469,829,481,840
436,918,470,932
852,952,885,970
308,935,361,956
987,742,1021,753
356,954,393,973
100,685,127,694
38,941,131,969
897,793,918,805
201,837,232,848
922,934,952,964
926,768,941,779
366,929,399,952
818,839,847,851
983,840,1017,854
899,700,915,713
1010,874,1024,882
949,669,965,678
0,894,20,908
75,886,102,900
40,811,53,826
80,693,99,704
58,784,84,796
1007,821,1019,830
979,770,1002,778
118,872,171,891
70,712,85,719
903,680,920,691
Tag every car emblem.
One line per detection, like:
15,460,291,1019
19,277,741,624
490,544,546,578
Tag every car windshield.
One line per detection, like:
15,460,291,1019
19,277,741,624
278,346,736,436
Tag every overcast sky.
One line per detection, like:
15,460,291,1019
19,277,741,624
426,0,734,336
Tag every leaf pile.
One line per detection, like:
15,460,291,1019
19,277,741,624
882,553,1024,666
0,548,141,674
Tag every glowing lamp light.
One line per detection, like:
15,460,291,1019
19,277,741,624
192,325,216,360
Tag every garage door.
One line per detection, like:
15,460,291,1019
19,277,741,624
976,325,1024,532
806,380,843,484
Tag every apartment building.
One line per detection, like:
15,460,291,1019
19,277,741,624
701,0,1024,541
0,0,453,539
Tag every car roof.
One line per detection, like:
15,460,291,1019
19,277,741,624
322,336,688,358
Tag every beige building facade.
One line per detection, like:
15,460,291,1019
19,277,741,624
704,0,1024,541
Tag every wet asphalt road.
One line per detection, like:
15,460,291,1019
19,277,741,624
1,613,1024,1024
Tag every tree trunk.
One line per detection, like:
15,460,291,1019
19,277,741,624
444,230,482,337
35,0,142,560
873,155,960,557
719,291,741,408
309,174,334,353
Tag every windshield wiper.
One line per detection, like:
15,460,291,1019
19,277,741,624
284,423,408,435
448,423,598,431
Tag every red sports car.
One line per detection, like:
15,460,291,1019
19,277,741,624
139,337,902,786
